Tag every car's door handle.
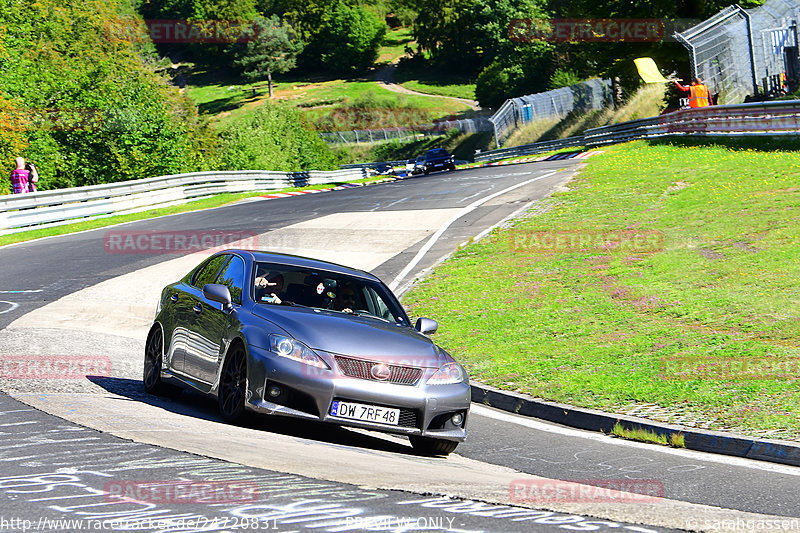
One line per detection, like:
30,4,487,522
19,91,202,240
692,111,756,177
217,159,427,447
170,294,179,302
193,304,202,314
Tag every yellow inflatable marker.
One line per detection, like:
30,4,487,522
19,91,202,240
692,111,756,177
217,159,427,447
634,57,668,83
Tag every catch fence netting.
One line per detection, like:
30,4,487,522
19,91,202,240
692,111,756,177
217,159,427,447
319,117,492,145
489,79,612,147
675,0,800,104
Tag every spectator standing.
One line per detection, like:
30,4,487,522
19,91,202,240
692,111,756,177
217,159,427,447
674,78,713,108
10,157,33,194
25,160,39,192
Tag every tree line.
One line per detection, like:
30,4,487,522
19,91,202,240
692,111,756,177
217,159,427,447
2,0,767,194
0,0,338,194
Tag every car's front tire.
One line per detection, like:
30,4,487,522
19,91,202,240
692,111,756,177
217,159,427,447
218,343,248,423
143,326,175,396
409,436,459,456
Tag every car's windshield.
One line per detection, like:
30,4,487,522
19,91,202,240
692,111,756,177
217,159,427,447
252,262,409,325
426,149,448,158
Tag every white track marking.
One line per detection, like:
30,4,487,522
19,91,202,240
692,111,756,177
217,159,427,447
389,170,558,290
471,404,800,476
0,301,19,314
0,290,42,293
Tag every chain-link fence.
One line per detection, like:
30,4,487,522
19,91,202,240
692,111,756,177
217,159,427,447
319,117,492,145
675,0,800,104
488,79,612,148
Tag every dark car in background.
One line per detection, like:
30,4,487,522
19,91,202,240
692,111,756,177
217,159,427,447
423,148,456,174
143,250,470,455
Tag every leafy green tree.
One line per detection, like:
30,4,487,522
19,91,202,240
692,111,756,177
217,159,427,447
548,69,581,90
138,0,258,20
317,4,387,73
232,15,304,97
412,0,547,74
0,0,205,190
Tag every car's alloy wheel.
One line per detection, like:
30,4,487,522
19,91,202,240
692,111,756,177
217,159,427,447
219,344,247,423
143,327,171,395
408,436,459,456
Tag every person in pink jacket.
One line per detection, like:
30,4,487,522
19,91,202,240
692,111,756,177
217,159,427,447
9,157,39,194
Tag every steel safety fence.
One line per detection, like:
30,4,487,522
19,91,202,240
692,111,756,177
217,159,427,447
675,0,800,104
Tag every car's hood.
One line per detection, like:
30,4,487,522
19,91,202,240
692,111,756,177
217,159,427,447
251,305,444,367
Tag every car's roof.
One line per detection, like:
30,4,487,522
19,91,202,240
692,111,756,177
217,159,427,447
225,249,379,281
426,148,448,154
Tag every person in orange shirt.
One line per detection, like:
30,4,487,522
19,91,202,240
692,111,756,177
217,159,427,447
674,78,713,108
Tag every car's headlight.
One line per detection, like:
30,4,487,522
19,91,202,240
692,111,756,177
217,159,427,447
269,334,330,369
427,362,467,385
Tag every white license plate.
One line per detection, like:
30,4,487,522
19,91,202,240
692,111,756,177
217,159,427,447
330,401,400,426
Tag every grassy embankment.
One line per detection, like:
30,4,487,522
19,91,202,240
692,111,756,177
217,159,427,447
403,138,800,440
181,26,486,164
503,83,667,148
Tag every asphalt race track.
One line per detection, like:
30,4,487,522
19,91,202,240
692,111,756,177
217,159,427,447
1,161,799,532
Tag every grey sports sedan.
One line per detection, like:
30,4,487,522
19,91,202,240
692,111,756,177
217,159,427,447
143,250,470,455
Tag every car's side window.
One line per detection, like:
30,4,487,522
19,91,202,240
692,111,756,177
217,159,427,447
215,255,245,304
191,255,228,289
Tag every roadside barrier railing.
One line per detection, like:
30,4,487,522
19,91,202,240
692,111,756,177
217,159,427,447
475,99,800,162
0,168,365,233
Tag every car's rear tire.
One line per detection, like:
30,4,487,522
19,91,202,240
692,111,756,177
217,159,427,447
143,326,175,396
409,436,459,456
218,343,247,424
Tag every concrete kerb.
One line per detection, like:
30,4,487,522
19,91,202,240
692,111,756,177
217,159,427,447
470,381,800,468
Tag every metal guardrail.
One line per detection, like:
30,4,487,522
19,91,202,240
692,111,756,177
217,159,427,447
0,168,365,232
475,100,800,162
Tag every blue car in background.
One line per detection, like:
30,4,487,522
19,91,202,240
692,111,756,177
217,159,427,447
423,148,456,174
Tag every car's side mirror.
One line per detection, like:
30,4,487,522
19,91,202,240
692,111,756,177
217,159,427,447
203,283,233,311
414,317,438,335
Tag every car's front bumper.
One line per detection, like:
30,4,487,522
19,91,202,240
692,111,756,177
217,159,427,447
246,345,470,441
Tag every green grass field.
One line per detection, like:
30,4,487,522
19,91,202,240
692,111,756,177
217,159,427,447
378,27,414,64
402,138,800,440
185,73,472,129
393,64,477,101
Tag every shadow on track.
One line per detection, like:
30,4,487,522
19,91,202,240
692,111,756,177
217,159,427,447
88,376,415,456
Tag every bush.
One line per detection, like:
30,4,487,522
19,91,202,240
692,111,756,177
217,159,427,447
475,62,528,109
218,104,340,171
318,5,388,73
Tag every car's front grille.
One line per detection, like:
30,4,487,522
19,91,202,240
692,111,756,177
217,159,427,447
334,356,422,385
398,409,418,428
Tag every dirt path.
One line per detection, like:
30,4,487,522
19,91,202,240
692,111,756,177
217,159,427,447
374,64,482,111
